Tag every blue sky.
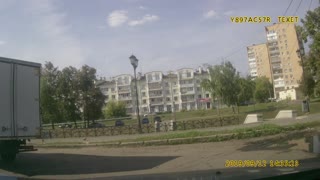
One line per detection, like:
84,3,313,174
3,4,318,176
0,0,318,78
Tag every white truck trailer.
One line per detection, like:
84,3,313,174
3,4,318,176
0,57,40,162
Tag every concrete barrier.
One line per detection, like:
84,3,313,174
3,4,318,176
244,114,263,124
275,110,297,119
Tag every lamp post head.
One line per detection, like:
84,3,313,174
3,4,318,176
129,55,139,69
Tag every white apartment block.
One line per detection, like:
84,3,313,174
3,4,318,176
96,67,212,114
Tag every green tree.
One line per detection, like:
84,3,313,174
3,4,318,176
201,61,240,113
254,77,273,103
237,76,255,105
103,101,127,118
77,65,106,126
299,6,320,95
40,62,62,129
299,71,316,97
56,66,81,126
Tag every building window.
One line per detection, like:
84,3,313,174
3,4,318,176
206,94,209,98
159,106,164,112
173,89,177,93
174,96,178,101
187,72,191,77
166,97,170,101
286,51,289,55
198,95,201,98
197,87,201,91
188,80,193,84
112,95,115,99
290,74,293,78
143,100,147,104
166,90,170,94
111,88,115,92
155,74,160,80
142,92,146,97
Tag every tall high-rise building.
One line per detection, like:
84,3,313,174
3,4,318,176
247,43,272,80
265,23,303,99
247,23,304,100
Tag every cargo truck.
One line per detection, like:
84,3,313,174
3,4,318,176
0,57,41,162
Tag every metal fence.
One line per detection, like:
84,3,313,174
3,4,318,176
40,115,240,139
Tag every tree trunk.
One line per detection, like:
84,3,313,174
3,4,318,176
51,121,55,130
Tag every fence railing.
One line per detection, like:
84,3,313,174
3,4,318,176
40,115,240,139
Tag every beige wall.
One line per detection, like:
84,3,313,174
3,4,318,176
247,43,272,81
265,23,303,98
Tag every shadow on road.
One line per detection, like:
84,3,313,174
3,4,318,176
237,130,318,152
0,153,178,176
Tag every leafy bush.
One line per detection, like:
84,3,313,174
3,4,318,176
103,101,127,118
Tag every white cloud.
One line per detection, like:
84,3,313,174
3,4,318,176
128,14,159,26
223,10,234,16
139,5,146,10
203,10,218,19
0,40,6,45
108,10,128,27
20,0,88,68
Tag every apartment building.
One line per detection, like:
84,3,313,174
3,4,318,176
247,23,304,100
247,43,272,80
265,23,303,99
96,67,212,115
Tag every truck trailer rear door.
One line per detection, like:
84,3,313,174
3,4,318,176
0,62,13,137
14,64,40,137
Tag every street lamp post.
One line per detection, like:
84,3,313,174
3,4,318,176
129,55,142,133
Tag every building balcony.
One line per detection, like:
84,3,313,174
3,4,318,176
271,59,281,63
274,83,285,88
272,66,282,70
150,101,164,105
118,89,130,94
181,90,195,95
267,32,277,37
118,96,132,100
117,83,131,87
149,94,163,98
179,76,193,80
180,83,194,88
148,87,162,91
181,99,195,102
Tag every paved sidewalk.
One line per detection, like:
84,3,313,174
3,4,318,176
31,113,320,144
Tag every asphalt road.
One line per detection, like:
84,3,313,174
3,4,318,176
1,129,320,179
